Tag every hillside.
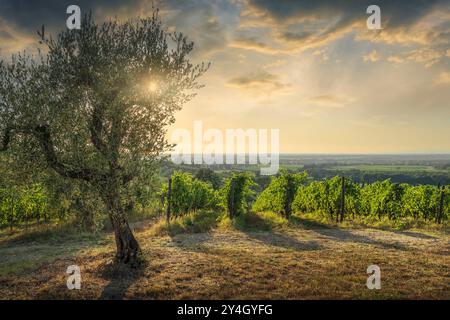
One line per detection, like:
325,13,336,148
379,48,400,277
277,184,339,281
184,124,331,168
1,215,448,299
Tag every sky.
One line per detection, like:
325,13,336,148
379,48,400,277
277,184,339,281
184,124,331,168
0,0,449,153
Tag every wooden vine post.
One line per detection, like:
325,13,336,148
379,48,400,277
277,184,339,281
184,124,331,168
228,180,235,219
166,176,172,224
339,176,345,223
437,186,445,224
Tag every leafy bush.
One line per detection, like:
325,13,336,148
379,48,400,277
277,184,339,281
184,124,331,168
292,176,448,223
222,172,256,218
292,176,343,219
402,185,440,220
253,170,307,217
162,171,220,217
0,184,48,229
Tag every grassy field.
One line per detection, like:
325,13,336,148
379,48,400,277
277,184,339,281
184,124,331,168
0,213,448,300
330,164,449,174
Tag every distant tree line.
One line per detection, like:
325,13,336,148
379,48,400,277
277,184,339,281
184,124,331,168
303,164,450,185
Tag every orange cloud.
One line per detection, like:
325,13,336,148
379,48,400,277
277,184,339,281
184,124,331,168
434,71,450,85
363,50,379,62
226,70,291,94
307,94,356,108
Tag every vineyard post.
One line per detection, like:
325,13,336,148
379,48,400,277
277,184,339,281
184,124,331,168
437,186,445,224
339,176,345,223
166,176,172,224
435,183,441,223
228,180,235,218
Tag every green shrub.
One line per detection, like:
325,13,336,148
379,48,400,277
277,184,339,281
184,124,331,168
292,176,448,224
0,184,48,230
222,172,256,218
162,171,220,217
253,170,307,217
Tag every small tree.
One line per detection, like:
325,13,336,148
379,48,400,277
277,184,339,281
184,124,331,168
0,11,208,265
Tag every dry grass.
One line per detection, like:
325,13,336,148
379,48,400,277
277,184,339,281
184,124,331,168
0,214,449,299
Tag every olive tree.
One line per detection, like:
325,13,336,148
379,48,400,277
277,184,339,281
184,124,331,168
0,11,208,265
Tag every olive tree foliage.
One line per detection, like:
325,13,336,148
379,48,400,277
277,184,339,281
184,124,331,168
0,11,208,265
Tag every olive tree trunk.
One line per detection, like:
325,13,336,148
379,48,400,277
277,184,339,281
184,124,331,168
104,184,142,266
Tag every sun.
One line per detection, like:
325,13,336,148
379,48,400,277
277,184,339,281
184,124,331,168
148,81,158,93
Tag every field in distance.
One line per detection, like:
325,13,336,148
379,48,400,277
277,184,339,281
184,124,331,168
329,164,449,174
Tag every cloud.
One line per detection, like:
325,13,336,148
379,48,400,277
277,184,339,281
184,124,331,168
407,48,445,67
158,0,232,58
263,59,286,69
0,0,231,59
387,55,405,64
2,0,448,64
229,37,284,55
307,94,355,107
363,50,379,62
226,70,290,93
0,19,36,57
312,49,329,61
356,5,450,46
434,71,450,85
0,0,152,59
387,48,447,67
237,0,449,55
0,0,144,34
244,0,443,31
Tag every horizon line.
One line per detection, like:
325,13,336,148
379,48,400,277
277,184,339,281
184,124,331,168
163,152,450,156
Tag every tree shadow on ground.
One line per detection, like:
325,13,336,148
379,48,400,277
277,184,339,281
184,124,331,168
99,260,146,300
241,230,322,251
288,217,332,230
236,213,322,251
169,213,323,252
167,232,224,255
170,229,322,253
0,223,106,247
289,216,409,251
360,223,441,240
391,230,438,240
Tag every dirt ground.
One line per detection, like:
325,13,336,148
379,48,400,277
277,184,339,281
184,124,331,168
0,218,449,299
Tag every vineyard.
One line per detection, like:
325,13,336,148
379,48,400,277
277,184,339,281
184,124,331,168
159,170,448,226
0,184,48,230
1,169,448,231
1,168,449,300
0,2,449,302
